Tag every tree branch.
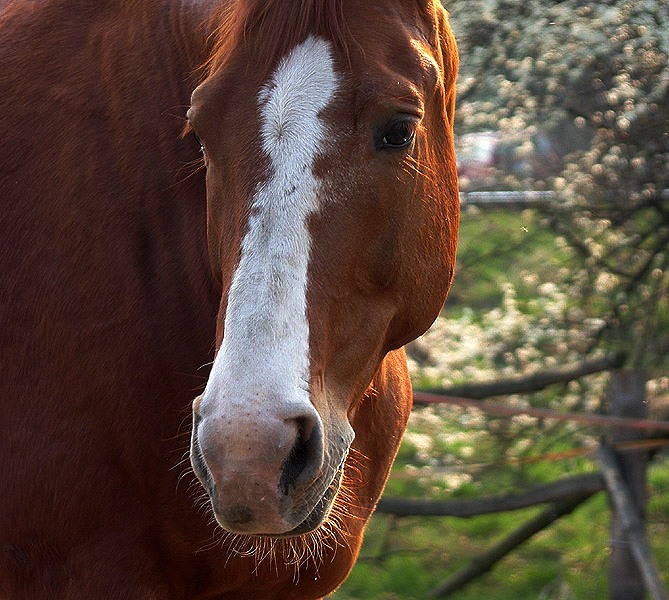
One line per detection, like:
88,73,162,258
418,352,624,400
377,473,602,517
429,495,593,597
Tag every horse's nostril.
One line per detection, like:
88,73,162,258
279,416,323,496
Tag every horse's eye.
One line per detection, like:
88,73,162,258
381,118,417,149
192,130,205,154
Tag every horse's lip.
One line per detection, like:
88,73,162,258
264,462,345,538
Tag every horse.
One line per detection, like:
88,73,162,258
0,0,459,597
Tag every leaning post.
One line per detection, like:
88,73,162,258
605,370,651,600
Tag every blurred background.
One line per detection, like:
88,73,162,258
333,1,669,598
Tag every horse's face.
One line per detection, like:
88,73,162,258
188,0,458,537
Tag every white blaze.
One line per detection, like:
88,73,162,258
203,36,338,416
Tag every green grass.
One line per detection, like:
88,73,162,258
446,207,573,312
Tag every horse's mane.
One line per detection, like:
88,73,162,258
205,0,350,78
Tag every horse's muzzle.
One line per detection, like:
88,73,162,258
190,393,343,536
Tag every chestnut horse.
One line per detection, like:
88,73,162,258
0,0,458,598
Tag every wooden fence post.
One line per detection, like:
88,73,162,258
597,445,667,600
606,370,650,600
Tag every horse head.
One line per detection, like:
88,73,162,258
188,0,459,541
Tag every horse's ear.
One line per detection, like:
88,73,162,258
414,0,458,84
430,2,459,123
436,3,458,75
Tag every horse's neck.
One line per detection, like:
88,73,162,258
0,0,221,324
2,0,215,201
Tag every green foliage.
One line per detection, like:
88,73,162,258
447,208,574,311
446,0,669,373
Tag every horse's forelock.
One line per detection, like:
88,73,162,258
204,0,350,79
